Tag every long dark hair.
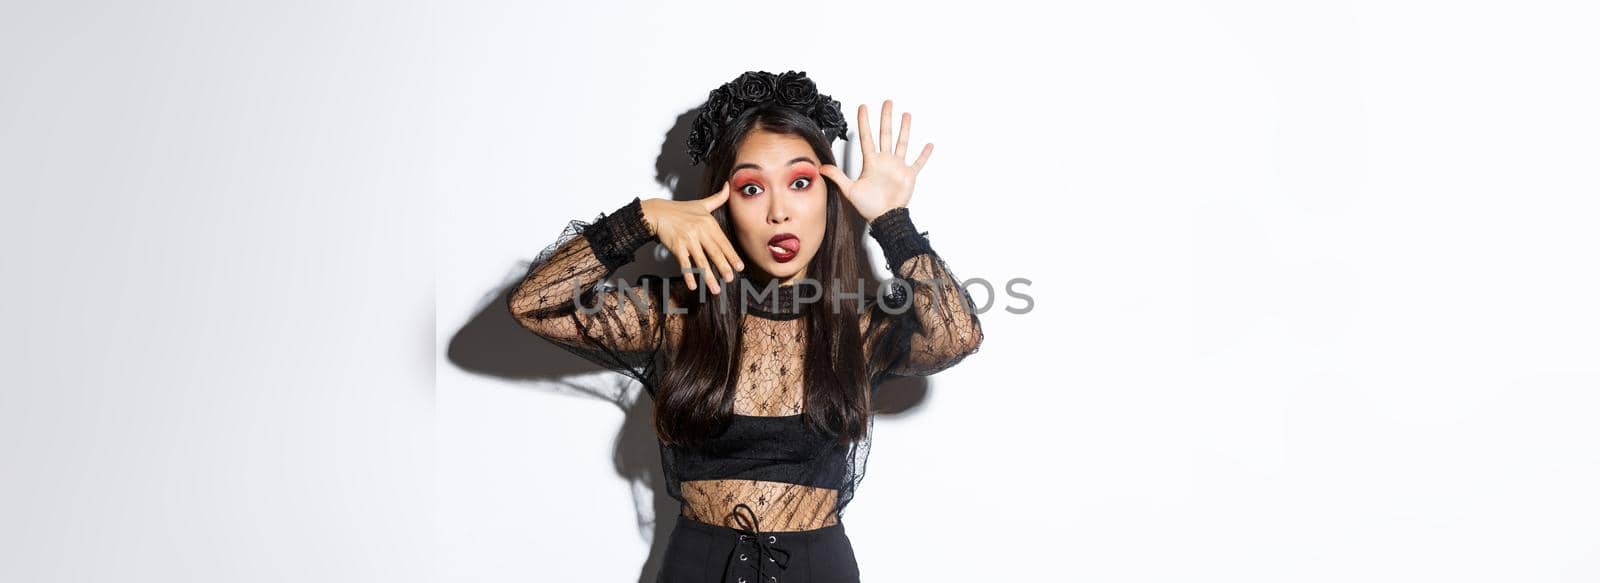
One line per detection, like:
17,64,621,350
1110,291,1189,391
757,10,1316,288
655,104,879,447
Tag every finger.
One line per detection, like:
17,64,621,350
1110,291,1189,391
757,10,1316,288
703,180,730,212
878,100,893,155
818,164,853,195
703,235,736,283
688,239,719,294
674,243,696,291
713,229,744,272
910,142,934,174
895,112,912,160
856,104,875,160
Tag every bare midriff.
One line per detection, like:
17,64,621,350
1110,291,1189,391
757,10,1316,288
680,479,841,532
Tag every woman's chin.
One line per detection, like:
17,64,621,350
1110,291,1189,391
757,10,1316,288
752,261,807,284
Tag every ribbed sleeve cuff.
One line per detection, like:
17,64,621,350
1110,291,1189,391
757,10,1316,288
584,197,655,271
868,206,933,270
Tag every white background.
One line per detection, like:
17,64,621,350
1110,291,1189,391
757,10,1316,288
5,1,1598,581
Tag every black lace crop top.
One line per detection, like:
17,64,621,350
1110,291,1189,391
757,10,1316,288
508,197,983,532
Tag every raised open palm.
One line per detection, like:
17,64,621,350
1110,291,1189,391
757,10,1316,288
818,100,934,222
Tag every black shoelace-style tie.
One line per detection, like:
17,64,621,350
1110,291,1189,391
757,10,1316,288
722,503,791,583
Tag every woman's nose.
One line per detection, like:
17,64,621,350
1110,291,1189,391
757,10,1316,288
767,197,790,224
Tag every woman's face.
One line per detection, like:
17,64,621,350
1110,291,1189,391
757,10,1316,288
726,128,828,286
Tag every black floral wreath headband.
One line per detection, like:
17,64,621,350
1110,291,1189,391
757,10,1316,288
685,70,849,166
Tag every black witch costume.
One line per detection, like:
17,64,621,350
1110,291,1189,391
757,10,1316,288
509,70,983,583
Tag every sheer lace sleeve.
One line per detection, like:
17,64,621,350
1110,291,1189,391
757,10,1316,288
861,206,985,378
506,196,674,395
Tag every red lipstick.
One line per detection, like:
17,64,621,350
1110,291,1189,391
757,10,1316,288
767,233,800,263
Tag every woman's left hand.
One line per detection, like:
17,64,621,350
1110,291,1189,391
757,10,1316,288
819,99,934,223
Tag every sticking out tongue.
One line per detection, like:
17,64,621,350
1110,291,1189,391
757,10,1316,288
772,238,800,253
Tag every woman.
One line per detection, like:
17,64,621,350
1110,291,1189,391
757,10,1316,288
508,70,983,583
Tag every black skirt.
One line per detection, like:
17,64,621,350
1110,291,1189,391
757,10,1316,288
657,504,861,583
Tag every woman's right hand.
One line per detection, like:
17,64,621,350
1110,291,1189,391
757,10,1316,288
640,182,744,294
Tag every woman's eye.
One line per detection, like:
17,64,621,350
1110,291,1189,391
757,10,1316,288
739,183,763,197
791,177,811,190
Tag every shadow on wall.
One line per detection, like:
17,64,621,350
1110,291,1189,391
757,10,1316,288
446,107,930,583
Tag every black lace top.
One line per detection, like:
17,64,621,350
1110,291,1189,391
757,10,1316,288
508,197,983,532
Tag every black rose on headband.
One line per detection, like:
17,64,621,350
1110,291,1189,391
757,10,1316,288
700,85,737,125
730,71,777,102
685,70,849,166
810,96,847,140
775,71,819,108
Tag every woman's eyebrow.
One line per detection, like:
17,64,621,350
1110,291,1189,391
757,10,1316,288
731,156,819,173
